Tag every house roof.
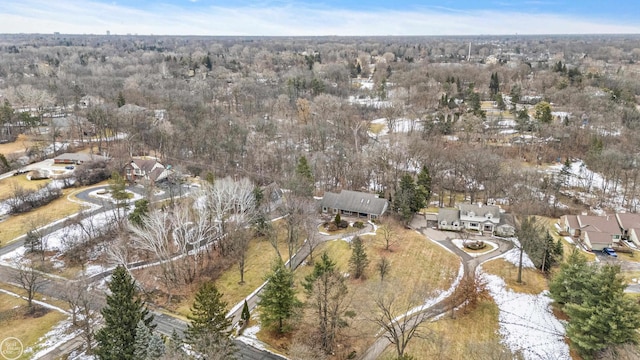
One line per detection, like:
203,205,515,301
562,214,579,230
459,203,500,218
577,215,620,235
584,231,613,244
54,152,109,162
615,213,640,230
320,190,388,216
437,208,460,223
131,159,161,173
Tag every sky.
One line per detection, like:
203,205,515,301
1,0,639,36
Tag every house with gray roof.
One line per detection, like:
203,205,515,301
437,208,462,231
320,190,388,220
437,203,502,234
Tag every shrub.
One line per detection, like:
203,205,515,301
338,220,349,229
353,221,365,229
75,161,111,186
327,223,338,232
464,240,486,250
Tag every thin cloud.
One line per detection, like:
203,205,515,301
1,0,638,35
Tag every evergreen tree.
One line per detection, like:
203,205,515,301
349,236,369,279
109,171,130,218
128,199,149,227
259,258,300,333
146,333,165,359
534,101,553,124
539,232,563,273
95,266,154,360
393,174,424,223
564,265,640,358
559,158,572,187
185,282,232,349
134,321,152,360
241,300,250,324
489,72,500,96
304,252,336,294
117,92,126,107
293,156,315,196
304,252,351,354
549,250,596,305
416,166,432,207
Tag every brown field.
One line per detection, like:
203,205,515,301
0,175,52,201
0,134,33,156
482,258,548,294
0,189,84,246
258,219,461,358
0,286,68,360
379,299,506,359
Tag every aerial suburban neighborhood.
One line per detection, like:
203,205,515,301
1,3,640,360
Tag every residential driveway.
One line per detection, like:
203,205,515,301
361,215,513,360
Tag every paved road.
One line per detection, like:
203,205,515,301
359,215,513,360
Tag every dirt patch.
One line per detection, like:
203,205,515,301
0,134,33,155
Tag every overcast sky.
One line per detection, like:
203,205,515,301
2,0,639,36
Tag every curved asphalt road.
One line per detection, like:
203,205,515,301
0,183,288,360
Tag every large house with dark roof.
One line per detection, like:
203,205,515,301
124,158,170,184
438,203,504,234
320,190,388,220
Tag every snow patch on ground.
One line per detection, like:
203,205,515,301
482,272,570,360
236,325,266,350
495,239,536,268
29,320,80,359
368,117,423,137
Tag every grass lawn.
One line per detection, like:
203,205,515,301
482,258,548,294
369,123,386,134
0,188,84,246
0,287,68,360
379,299,505,359
0,175,51,201
258,220,461,357
172,221,293,318
0,134,32,155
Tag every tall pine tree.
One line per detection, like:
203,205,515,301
416,165,432,207
259,258,301,334
293,156,315,196
550,252,640,358
185,282,232,353
95,266,154,360
349,236,369,279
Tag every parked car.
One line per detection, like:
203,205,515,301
602,247,618,257
65,165,75,170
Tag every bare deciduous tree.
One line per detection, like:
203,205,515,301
371,288,435,358
13,260,45,310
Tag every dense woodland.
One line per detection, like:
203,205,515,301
2,34,640,360
0,34,639,217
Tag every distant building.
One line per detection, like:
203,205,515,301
53,152,109,165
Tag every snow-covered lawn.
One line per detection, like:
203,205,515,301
480,245,569,360
368,117,423,137
483,273,569,360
